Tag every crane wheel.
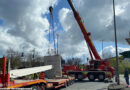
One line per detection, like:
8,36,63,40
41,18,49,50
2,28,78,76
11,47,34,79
88,73,95,81
77,74,84,81
98,73,105,81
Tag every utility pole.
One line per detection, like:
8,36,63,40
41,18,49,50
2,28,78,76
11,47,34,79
113,0,120,85
32,48,35,60
10,53,13,69
102,40,104,59
129,31,130,38
56,33,59,55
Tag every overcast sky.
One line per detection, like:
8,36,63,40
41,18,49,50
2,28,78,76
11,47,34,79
0,0,130,59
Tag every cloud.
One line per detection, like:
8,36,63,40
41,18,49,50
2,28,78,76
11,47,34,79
58,0,130,58
0,0,58,55
0,0,129,59
100,46,130,58
73,0,130,42
58,8,89,58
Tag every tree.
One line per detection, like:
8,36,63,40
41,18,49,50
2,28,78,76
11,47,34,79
6,48,22,69
66,57,82,66
61,57,65,65
109,56,130,74
23,53,44,67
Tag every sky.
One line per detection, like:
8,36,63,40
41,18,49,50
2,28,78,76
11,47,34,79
0,0,130,61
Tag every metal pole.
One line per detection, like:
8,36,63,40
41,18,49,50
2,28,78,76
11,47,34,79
32,48,35,60
112,0,120,85
11,53,12,69
56,34,59,55
129,31,130,38
102,40,103,58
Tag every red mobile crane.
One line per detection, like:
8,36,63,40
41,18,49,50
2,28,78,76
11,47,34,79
63,0,115,81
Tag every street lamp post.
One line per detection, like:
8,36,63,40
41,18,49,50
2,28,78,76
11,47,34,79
102,40,104,59
112,0,120,85
56,34,59,55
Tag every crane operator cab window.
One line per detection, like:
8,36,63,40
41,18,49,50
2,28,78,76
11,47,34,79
90,60,94,68
90,60,95,70
94,60,101,69
89,60,101,70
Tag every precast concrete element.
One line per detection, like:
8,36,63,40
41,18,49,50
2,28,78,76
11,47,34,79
44,55,62,79
10,65,52,78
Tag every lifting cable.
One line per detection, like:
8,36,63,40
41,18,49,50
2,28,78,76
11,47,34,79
49,6,56,54
47,0,51,54
48,14,51,54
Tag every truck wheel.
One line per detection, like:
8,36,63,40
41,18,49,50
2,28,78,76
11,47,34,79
72,80,75,84
77,74,84,81
64,82,67,88
70,80,74,84
98,74,105,81
31,85,41,90
88,74,95,81
39,84,46,90
69,80,72,85
67,81,70,86
69,74,74,77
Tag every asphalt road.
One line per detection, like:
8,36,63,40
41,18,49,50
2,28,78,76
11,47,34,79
60,75,130,90
60,79,110,90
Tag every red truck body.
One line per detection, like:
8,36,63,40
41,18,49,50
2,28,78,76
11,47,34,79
63,65,83,75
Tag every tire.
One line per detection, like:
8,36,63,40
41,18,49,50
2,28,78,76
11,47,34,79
77,74,84,81
64,82,67,88
39,84,46,90
68,74,75,77
98,74,105,81
67,81,70,86
70,80,73,85
88,74,95,81
72,80,75,84
31,85,41,90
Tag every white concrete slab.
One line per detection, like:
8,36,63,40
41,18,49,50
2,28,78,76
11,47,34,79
10,65,52,78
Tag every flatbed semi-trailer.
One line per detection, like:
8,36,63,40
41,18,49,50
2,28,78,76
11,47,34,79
0,56,75,90
6,75,75,89
7,79,52,89
46,76,75,89
0,56,52,89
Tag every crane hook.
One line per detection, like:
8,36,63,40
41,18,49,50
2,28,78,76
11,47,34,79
49,6,53,14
